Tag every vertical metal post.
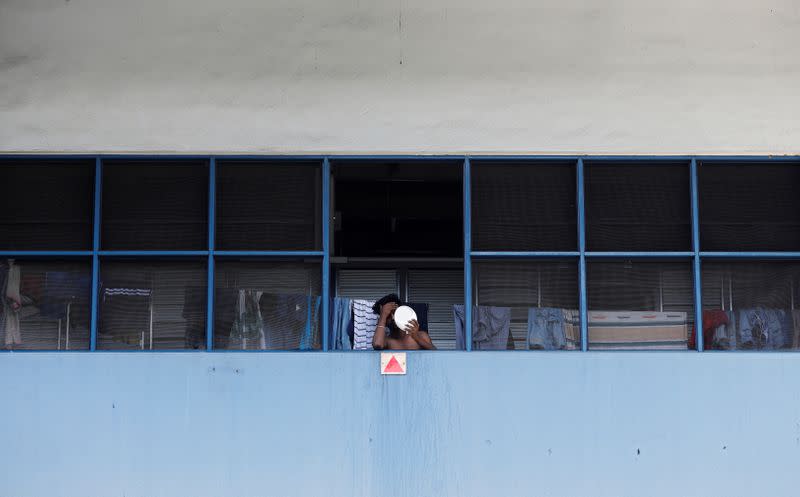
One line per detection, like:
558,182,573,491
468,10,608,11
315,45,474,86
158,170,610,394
728,276,733,311
66,302,72,350
537,268,542,308
402,270,409,303
148,298,154,350
90,157,102,351
690,158,703,351
577,158,588,351
322,158,331,351
65,302,71,350
463,157,473,351
206,158,216,351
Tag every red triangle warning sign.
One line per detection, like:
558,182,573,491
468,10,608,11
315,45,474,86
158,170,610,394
381,353,406,374
383,355,404,373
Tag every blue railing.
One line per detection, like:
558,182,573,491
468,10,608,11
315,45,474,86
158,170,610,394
1,154,799,352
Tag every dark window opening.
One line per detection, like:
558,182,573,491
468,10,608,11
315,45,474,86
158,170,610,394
587,260,694,350
585,163,690,252
98,260,207,350
0,259,91,350
0,159,94,251
699,163,800,251
216,160,321,250
331,160,464,351
472,161,577,251
332,161,463,258
214,260,322,350
701,262,800,350
472,260,580,350
102,160,209,250
333,265,464,350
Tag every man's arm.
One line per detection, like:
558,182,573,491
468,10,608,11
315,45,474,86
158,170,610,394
405,319,437,350
372,302,397,350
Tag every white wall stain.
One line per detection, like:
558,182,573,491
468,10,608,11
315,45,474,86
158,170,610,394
0,0,798,153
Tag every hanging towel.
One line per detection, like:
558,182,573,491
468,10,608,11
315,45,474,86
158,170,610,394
258,293,315,350
353,299,378,350
738,308,793,350
4,263,22,346
527,307,569,350
562,309,581,350
329,298,353,351
0,266,5,343
298,295,321,350
689,310,731,350
453,305,511,350
229,289,266,350
793,310,800,349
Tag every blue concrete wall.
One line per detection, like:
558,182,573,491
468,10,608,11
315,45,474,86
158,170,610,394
2,352,800,497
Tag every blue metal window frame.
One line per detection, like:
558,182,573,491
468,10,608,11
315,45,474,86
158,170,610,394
0,154,798,352
463,158,472,351
577,158,589,351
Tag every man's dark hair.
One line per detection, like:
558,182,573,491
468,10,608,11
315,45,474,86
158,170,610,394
372,293,403,315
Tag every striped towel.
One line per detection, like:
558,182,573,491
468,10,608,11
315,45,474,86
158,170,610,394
353,300,378,350
103,287,152,298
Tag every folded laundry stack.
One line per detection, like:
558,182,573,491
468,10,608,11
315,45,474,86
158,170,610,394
588,310,688,350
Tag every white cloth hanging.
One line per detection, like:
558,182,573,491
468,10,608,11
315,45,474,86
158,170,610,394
4,262,22,346
352,300,378,350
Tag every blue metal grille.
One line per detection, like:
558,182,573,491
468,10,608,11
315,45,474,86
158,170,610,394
1,154,799,352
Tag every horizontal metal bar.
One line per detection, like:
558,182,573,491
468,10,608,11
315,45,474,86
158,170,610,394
97,154,211,159
466,155,579,161
330,155,464,162
0,349,208,353
0,251,93,257
581,156,693,162
98,251,209,257
213,250,324,257
64,349,208,353
103,155,322,160
695,155,800,162
0,349,96,353
100,158,211,164
331,257,463,263
5,346,800,354
471,251,580,258
579,349,702,353
94,155,315,160
209,349,325,353
210,155,326,160
700,252,800,259
213,157,325,164
584,251,694,258
0,154,101,159
3,154,799,164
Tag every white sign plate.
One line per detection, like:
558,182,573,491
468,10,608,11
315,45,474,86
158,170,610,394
380,352,407,375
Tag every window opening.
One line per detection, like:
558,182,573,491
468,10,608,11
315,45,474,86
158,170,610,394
701,262,800,350
330,161,464,351
587,260,694,350
473,260,580,350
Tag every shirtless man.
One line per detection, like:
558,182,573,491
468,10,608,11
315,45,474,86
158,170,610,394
371,294,436,350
